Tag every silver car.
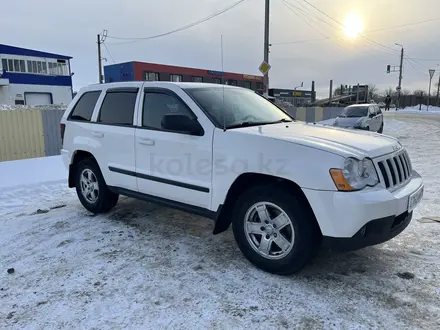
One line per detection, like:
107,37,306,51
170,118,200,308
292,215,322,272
333,104,384,133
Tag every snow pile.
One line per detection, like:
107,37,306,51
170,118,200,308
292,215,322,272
389,105,440,114
0,156,67,189
0,104,67,111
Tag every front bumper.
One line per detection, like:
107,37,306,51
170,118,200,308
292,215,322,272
302,170,423,244
322,211,412,250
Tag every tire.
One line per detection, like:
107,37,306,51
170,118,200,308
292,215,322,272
232,184,321,275
378,123,384,134
74,157,119,213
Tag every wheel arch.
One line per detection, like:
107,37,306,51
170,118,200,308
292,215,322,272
68,150,96,188
213,172,321,235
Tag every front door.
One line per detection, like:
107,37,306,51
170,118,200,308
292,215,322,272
135,88,213,209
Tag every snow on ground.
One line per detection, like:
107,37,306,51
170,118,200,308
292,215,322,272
388,105,440,114
1,115,440,329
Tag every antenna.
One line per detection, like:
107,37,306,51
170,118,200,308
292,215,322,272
221,34,226,131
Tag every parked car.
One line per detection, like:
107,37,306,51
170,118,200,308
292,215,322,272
333,104,384,133
60,82,423,275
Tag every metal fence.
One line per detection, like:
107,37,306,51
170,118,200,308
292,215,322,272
0,109,65,162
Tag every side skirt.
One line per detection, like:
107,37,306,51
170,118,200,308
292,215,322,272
108,186,221,221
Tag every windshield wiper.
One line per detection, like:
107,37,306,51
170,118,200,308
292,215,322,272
226,118,293,129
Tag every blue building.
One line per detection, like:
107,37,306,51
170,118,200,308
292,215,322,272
0,44,73,106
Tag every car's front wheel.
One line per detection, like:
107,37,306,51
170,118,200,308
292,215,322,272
232,184,321,275
74,158,119,213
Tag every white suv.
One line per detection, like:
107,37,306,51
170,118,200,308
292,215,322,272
60,82,424,274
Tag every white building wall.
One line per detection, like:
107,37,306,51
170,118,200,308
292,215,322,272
0,84,72,106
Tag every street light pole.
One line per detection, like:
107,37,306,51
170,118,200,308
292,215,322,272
395,43,404,110
436,65,440,106
263,0,270,97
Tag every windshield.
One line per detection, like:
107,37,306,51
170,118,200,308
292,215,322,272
184,87,292,129
339,106,368,118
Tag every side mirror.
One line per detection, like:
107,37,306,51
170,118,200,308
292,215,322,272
162,114,204,136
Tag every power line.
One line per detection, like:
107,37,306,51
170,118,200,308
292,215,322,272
106,0,247,43
279,0,347,51
103,43,115,64
404,58,429,76
273,17,440,45
297,0,399,54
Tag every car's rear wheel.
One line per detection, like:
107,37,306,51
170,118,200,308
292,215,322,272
75,158,119,213
232,184,321,275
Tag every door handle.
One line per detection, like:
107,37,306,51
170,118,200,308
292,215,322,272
92,131,104,138
139,138,155,146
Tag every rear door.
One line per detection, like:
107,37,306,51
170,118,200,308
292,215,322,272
89,86,140,191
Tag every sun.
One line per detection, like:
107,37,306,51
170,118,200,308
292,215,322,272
343,12,364,38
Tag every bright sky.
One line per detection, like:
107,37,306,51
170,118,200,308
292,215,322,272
2,0,439,98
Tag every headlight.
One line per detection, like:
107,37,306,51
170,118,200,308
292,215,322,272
330,158,379,191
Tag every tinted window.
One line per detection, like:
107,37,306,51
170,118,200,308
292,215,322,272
69,91,101,121
98,92,137,125
339,106,368,118
143,92,193,129
1,59,7,71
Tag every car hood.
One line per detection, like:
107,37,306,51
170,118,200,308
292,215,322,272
334,117,363,127
233,121,400,158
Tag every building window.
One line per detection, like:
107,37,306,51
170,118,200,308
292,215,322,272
32,61,37,74
42,62,47,74
256,82,264,90
27,60,32,73
212,78,222,84
170,74,183,82
228,80,237,86
8,59,13,71
145,72,159,81
1,59,7,71
243,81,251,89
19,60,26,73
192,76,203,82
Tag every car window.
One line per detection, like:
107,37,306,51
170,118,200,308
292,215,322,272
339,106,368,117
98,91,137,126
69,91,101,121
142,92,194,130
184,87,291,128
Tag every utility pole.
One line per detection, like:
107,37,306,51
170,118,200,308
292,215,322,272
263,0,270,96
428,69,435,110
395,43,404,110
436,73,440,106
97,34,103,84
329,79,333,105
97,30,108,84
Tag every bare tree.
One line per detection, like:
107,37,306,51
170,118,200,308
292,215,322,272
368,84,379,100
414,89,426,96
383,87,395,97
402,89,411,96
333,87,342,96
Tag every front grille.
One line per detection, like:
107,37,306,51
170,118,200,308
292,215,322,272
375,149,412,189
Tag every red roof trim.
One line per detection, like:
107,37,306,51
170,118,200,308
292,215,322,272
133,61,263,81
